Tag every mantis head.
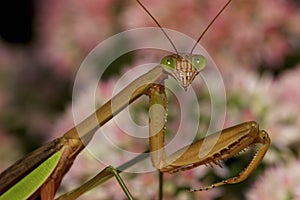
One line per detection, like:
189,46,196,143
136,0,231,90
160,54,206,90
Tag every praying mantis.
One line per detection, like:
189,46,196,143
0,0,271,199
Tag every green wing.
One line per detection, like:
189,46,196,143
0,149,63,200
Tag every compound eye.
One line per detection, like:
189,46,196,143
161,56,176,73
192,55,206,71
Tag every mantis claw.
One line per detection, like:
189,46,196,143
160,122,271,192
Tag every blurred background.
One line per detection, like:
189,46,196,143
0,0,300,199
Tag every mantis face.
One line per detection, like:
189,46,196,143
160,54,206,90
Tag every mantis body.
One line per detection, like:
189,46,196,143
0,0,271,199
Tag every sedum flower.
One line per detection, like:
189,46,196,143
247,158,300,200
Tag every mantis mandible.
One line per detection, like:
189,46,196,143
0,0,271,199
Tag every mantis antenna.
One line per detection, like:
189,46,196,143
190,0,232,53
136,0,233,54
135,0,179,54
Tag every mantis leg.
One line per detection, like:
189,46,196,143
189,130,270,191
0,66,167,199
147,83,168,200
147,84,168,169
158,171,163,200
146,90,271,192
56,166,133,200
159,121,270,191
56,151,149,200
